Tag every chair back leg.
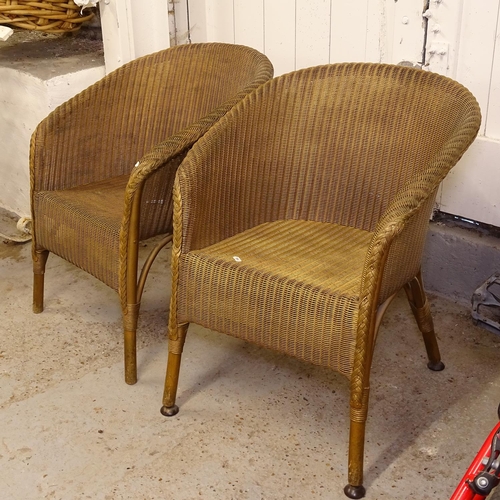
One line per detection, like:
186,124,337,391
404,270,445,371
32,249,49,314
161,323,189,417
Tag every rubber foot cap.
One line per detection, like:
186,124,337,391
344,484,366,499
161,405,179,417
427,360,445,371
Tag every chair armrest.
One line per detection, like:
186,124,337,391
121,121,216,239
358,94,482,305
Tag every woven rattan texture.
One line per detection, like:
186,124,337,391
34,175,127,290
30,43,274,306
0,1,93,33
170,63,482,377
179,220,372,375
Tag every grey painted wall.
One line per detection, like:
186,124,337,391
422,222,500,305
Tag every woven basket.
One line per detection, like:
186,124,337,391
0,1,94,33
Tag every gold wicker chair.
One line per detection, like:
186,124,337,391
160,63,481,498
31,43,273,385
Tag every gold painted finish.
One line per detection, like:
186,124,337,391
136,235,173,304
161,63,481,497
162,324,188,409
29,43,274,384
404,271,444,368
32,249,48,314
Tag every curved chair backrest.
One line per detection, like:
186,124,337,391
31,43,274,240
180,63,480,253
162,62,481,498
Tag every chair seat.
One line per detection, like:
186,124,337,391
33,174,129,290
178,219,373,375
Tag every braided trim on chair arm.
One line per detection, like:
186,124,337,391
167,176,184,340
349,226,395,410
349,139,480,408
117,132,198,312
350,190,444,408
116,61,275,311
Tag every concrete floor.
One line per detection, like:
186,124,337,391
1,238,500,500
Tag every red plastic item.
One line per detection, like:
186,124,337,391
450,421,500,500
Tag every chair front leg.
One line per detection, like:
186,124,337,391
404,270,445,371
121,184,144,385
345,387,370,499
33,248,49,314
161,323,189,417
123,303,140,385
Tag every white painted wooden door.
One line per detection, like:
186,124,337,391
99,0,171,73
173,0,500,227
425,0,500,228
173,0,428,74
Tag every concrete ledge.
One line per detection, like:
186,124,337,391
422,220,500,305
0,29,105,218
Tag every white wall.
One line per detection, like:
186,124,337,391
175,0,500,227
0,70,47,218
427,0,500,227
99,0,170,73
176,0,427,73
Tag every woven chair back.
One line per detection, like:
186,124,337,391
180,63,479,253
33,43,273,241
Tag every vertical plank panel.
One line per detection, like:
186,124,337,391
485,3,500,138
330,1,370,62
365,0,383,62
182,0,208,43
379,0,395,63
295,0,331,69
424,0,462,78
391,0,426,65
437,0,496,122
129,0,170,56
171,0,191,45
264,0,296,76
99,0,135,73
186,0,235,43
234,0,265,52
205,0,235,43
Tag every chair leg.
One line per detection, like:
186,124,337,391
161,323,189,417
123,303,140,385
345,389,369,499
404,271,445,371
33,249,49,314
122,235,173,385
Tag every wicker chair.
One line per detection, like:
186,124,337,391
160,63,481,498
30,43,273,385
